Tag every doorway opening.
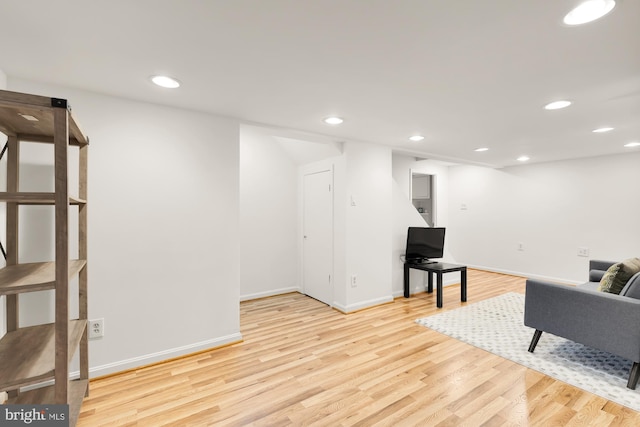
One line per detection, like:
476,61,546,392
411,173,436,227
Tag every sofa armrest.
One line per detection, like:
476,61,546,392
589,259,616,272
621,273,640,299
588,260,616,281
525,278,640,362
589,270,605,282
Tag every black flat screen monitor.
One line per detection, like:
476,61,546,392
405,227,445,263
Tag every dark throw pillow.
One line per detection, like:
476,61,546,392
598,258,640,294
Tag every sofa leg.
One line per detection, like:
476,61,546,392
528,330,543,353
627,362,640,390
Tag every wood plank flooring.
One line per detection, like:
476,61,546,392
77,270,640,426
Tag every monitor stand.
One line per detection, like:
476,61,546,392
410,258,437,265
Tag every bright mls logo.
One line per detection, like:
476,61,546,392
1,405,68,426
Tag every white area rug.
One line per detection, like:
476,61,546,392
416,292,640,411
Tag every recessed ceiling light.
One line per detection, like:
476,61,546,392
323,117,344,125
624,142,640,148
592,127,614,133
544,100,572,110
564,0,616,26
409,135,425,142
474,147,489,152
150,75,181,89
517,156,530,162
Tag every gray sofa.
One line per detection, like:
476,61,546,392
524,259,640,389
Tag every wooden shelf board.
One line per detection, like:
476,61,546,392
0,320,86,390
13,133,87,146
0,192,86,204
7,379,88,426
0,89,88,145
0,260,86,296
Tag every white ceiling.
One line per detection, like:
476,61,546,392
1,0,638,167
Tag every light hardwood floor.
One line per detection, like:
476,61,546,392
78,270,640,426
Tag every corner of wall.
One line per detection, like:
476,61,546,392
240,286,301,302
332,295,394,313
343,143,393,308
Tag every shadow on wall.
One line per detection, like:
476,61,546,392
391,155,460,295
391,178,431,296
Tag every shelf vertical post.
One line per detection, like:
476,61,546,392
5,135,19,331
53,105,70,404
78,142,89,393
5,134,19,399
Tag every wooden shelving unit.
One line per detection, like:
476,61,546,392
0,89,89,426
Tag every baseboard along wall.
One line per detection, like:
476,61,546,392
86,333,243,379
240,286,301,302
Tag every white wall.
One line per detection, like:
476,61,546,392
340,141,393,311
8,78,241,376
239,126,298,300
391,179,430,296
448,152,640,283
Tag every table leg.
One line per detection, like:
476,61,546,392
437,273,443,308
404,263,410,298
427,272,433,293
461,268,467,302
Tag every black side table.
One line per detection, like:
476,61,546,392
404,261,467,308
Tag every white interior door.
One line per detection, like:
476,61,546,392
303,170,333,305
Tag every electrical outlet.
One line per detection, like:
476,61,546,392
89,318,104,339
578,247,590,257
517,242,524,251
351,275,357,287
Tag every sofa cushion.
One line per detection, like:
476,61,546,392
579,281,601,292
598,258,640,294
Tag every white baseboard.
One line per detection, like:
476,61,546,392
240,286,301,302
333,295,394,313
465,264,581,285
87,332,243,378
